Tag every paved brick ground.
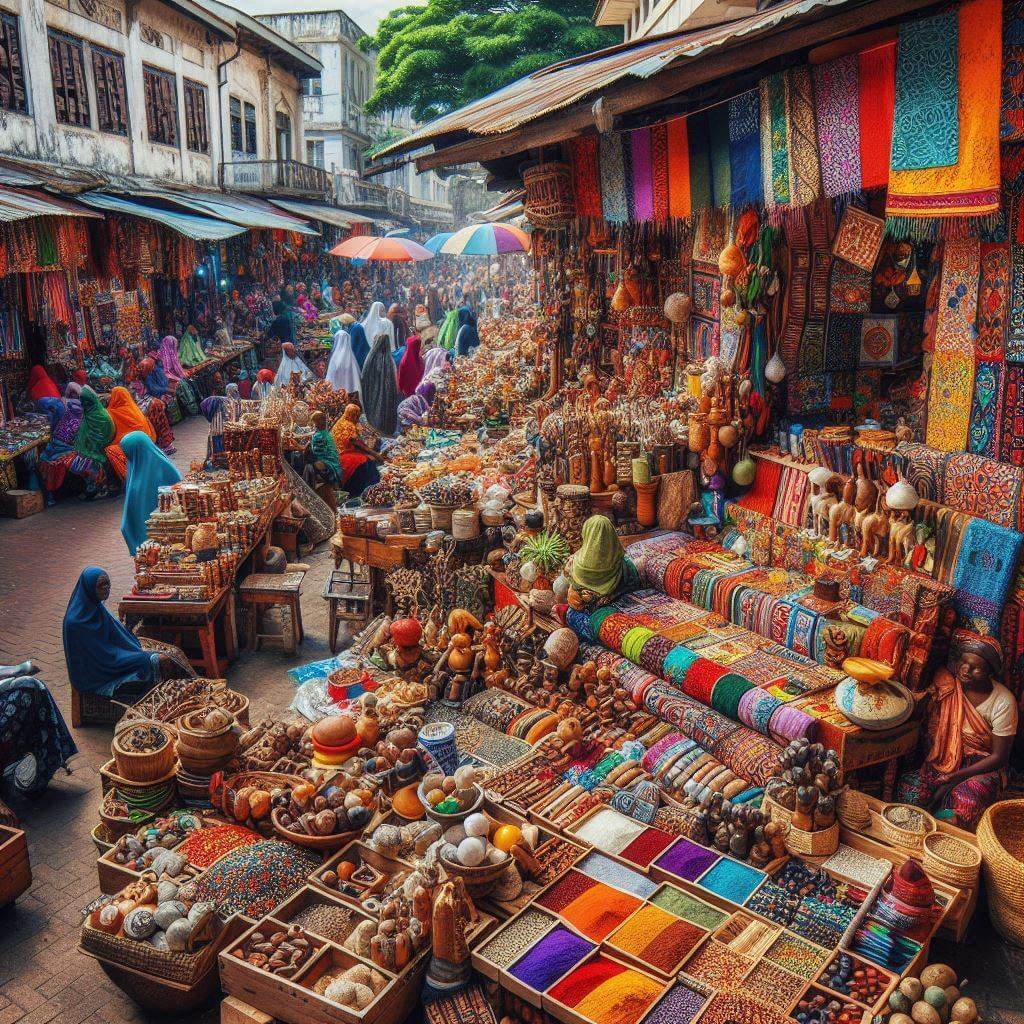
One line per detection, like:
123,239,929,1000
0,415,1020,1024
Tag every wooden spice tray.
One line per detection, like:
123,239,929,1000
471,906,562,1007
307,841,415,913
0,824,31,908
270,886,378,947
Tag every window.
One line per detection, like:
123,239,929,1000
275,110,291,159
91,45,128,135
183,79,208,153
0,12,28,114
302,77,321,97
306,139,324,167
229,96,242,152
48,30,90,127
243,101,257,154
143,65,178,146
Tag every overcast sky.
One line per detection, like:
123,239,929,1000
233,0,408,35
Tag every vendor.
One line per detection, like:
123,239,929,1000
331,403,382,496
567,514,639,610
252,367,276,401
275,341,314,386
397,335,425,399
106,386,156,480
178,324,206,368
308,410,343,486
455,306,480,356
266,300,295,349
0,675,76,795
120,431,182,554
72,386,115,499
398,380,436,429
898,630,1018,827
62,568,179,704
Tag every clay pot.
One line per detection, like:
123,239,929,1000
634,480,659,528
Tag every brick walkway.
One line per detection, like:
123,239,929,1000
0,419,1021,1024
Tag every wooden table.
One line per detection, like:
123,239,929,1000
119,586,236,678
330,533,408,615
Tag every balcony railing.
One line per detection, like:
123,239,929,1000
219,159,331,198
334,172,391,210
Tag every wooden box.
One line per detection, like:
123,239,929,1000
307,841,415,913
0,824,31,906
0,489,44,518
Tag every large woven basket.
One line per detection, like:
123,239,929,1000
922,831,981,888
80,920,222,985
977,799,1024,946
112,720,176,783
762,793,839,857
522,162,574,226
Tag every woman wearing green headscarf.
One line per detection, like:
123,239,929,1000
567,515,638,609
72,386,116,496
436,308,460,351
177,325,206,367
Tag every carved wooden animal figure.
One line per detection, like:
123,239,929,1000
852,465,879,542
888,510,916,566
859,495,890,558
828,476,857,542
813,475,844,536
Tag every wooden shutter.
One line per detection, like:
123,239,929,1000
48,32,89,127
184,80,208,153
0,13,27,114
92,47,127,135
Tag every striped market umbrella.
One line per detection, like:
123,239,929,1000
423,231,454,254
330,235,434,262
440,223,531,256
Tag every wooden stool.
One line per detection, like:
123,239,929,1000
271,514,304,562
239,571,306,653
323,563,371,653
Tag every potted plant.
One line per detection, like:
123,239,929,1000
519,530,570,591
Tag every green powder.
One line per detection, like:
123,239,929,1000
651,885,729,930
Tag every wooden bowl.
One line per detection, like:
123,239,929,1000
417,782,484,825
270,802,379,851
439,850,512,893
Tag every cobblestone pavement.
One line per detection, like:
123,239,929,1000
0,417,1020,1024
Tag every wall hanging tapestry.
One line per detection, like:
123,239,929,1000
859,315,899,367
858,41,897,190
998,364,1024,464
831,205,885,271
728,90,763,208
812,54,862,198
1001,0,1024,142
976,243,1009,360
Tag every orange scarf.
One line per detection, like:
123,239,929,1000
929,668,992,775
107,387,155,444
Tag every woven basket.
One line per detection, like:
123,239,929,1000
922,831,981,888
111,721,176,783
522,162,574,226
430,504,457,532
874,803,936,851
80,920,222,985
836,788,871,831
452,509,480,540
977,799,1024,945
82,948,221,1013
762,794,839,856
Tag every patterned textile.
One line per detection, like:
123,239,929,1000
858,41,897,190
824,313,862,372
829,260,872,313
630,127,654,222
651,122,670,221
570,135,602,218
813,55,862,198
787,66,822,206
968,361,1004,458
897,441,947,500
710,729,784,787
708,104,732,208
772,466,811,527
942,453,1024,530
688,113,713,212
926,239,981,451
890,10,959,171
737,458,782,516
950,519,1024,633
887,0,1002,221
729,89,763,208
762,72,791,206
832,206,885,272
977,244,1010,361
999,364,1024,464
667,116,692,219
1002,0,1024,142
859,315,899,367
599,133,627,224
0,677,77,792
897,759,1001,829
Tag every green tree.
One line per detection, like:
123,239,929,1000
360,0,617,122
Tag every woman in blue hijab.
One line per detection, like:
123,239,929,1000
62,567,160,697
35,396,65,434
120,431,181,554
455,306,480,356
348,321,370,369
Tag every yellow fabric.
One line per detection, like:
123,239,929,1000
886,0,1002,219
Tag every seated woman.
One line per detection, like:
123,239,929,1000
398,380,436,430
897,631,1018,828
63,568,182,707
178,324,207,368
566,515,639,610
27,364,61,403
0,675,77,794
120,431,182,554
157,335,186,385
38,390,84,503
71,386,115,499
307,411,343,490
331,403,382,496
105,386,156,482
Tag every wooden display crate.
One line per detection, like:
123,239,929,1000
0,824,31,907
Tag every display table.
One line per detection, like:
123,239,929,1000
330,533,408,615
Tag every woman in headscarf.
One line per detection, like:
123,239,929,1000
320,277,337,312
138,355,173,401
397,380,436,430
38,386,84,500
308,410,343,486
0,674,77,795
423,345,452,383
437,308,460,350
108,386,156,444
178,324,206,367
426,277,444,323
224,382,243,422
275,341,314,386
897,631,1018,827
455,305,480,356
146,399,176,456
252,367,276,401
396,335,425,399
201,395,229,457
360,332,400,437
63,567,162,700
158,335,186,382
567,515,640,609
348,318,370,369
331,403,381,495
120,431,182,554
35,395,65,435
71,386,114,496
27,365,61,401
388,302,410,349
361,301,395,351
325,323,361,395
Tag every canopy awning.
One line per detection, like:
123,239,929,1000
143,190,320,235
77,192,246,240
0,187,102,222
269,198,374,229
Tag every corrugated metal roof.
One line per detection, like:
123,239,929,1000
269,199,375,228
379,0,851,157
0,188,102,222
76,193,246,240
140,190,320,235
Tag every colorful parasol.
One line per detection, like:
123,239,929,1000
330,235,434,261
423,232,454,254
439,223,531,256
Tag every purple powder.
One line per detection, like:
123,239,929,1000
654,839,720,881
644,983,707,1024
508,925,595,991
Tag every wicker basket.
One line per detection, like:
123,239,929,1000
452,509,481,540
977,799,1024,945
922,831,981,888
430,504,457,532
874,803,936,851
761,793,839,857
439,851,513,894
111,721,176,783
522,162,574,226
81,920,222,985
836,788,870,831
82,948,221,1013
